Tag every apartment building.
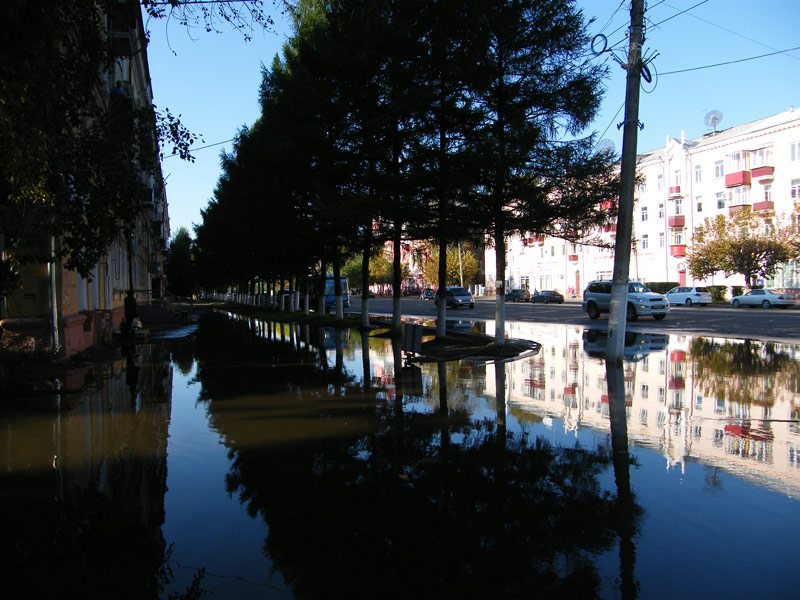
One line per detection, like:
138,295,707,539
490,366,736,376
3,3,168,356
487,107,800,295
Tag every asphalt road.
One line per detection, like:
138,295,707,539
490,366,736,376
351,296,800,343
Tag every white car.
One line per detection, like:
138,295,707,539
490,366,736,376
730,289,795,309
666,286,713,306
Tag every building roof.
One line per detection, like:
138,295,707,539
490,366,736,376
637,106,800,163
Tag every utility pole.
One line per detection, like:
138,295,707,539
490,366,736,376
608,0,646,362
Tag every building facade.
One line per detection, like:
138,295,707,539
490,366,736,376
486,107,800,295
2,3,168,357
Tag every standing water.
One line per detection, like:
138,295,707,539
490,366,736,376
2,311,800,599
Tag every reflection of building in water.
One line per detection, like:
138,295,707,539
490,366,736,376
494,323,800,496
1,345,172,592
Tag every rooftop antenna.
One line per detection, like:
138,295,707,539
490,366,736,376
596,138,616,159
704,109,723,133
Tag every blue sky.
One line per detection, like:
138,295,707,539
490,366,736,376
146,0,800,237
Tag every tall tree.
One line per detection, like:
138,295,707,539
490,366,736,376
469,0,616,344
165,227,194,297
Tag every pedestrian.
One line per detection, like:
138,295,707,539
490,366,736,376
124,290,138,338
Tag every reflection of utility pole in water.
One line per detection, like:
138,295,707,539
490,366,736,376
605,358,639,600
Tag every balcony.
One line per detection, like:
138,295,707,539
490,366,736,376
751,165,774,181
668,377,685,390
603,223,617,233
668,215,685,228
668,185,682,198
670,350,686,362
528,235,545,244
670,245,686,257
753,200,774,212
725,170,751,187
568,255,579,262
729,203,750,215
600,200,616,211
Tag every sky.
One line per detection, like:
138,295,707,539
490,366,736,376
146,0,800,238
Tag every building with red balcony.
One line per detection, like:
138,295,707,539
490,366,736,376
486,107,800,297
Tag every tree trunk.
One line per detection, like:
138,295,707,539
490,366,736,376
361,228,371,328
392,225,403,331
494,228,506,345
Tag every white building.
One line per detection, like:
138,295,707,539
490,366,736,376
487,107,800,295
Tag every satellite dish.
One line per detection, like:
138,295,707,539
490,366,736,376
704,109,723,132
596,138,616,158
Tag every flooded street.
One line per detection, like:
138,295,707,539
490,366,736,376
3,311,800,599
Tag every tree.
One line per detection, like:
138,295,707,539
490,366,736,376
1,0,273,298
687,209,799,287
467,0,616,344
165,227,194,297
422,246,480,287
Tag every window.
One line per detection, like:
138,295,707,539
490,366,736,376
658,203,665,219
753,147,773,167
672,229,684,245
791,142,800,162
657,174,664,190
658,387,666,402
641,234,649,249
641,206,648,222
729,186,750,206
716,191,726,209
714,160,724,178
675,198,683,215
791,179,800,201
694,165,702,183
696,196,703,212
674,170,681,186
764,184,772,203
641,384,649,399
727,150,749,172
659,232,665,247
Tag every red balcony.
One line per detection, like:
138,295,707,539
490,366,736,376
668,215,685,228
668,377,685,390
603,223,617,233
751,166,774,181
670,245,686,257
668,185,682,198
729,204,750,215
568,255,579,262
725,170,751,187
670,350,686,362
600,200,616,211
528,235,545,244
753,200,774,212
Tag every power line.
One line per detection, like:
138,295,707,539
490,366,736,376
664,1,800,62
660,45,800,75
650,0,710,28
162,138,235,159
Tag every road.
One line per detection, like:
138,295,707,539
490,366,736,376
350,296,800,343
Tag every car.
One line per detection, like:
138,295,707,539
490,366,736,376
435,286,475,309
505,288,531,302
666,286,712,306
730,288,795,309
582,330,669,362
420,288,435,300
582,280,669,321
531,290,564,304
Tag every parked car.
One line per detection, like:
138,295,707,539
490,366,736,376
505,288,531,302
730,289,795,309
531,290,564,304
435,286,475,309
582,280,669,321
420,288,435,300
666,286,712,306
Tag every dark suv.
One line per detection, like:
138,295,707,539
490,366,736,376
435,286,475,309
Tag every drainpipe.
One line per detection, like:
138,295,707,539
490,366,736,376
49,235,60,354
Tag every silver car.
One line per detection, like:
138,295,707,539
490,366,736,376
730,289,795,309
666,286,712,306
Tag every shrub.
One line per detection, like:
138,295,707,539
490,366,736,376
707,285,728,303
646,281,679,294
731,285,744,298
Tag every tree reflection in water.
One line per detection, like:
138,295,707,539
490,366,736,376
192,313,640,598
